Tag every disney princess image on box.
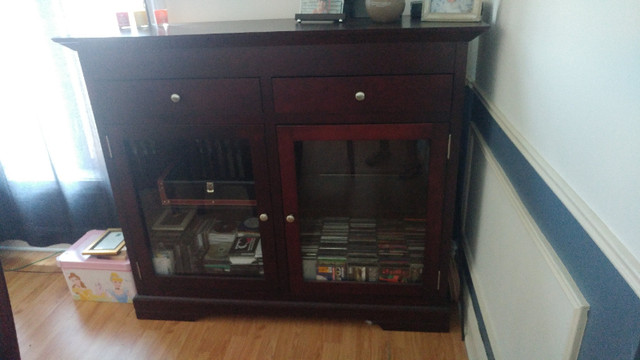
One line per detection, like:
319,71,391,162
68,272,108,301
66,271,133,303
106,272,131,303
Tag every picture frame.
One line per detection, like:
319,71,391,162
82,228,126,256
295,0,346,23
421,0,482,22
152,208,196,231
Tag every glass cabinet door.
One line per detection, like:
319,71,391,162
278,123,450,295
109,125,272,284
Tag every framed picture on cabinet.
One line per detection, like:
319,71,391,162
421,0,482,22
295,0,346,22
82,228,126,256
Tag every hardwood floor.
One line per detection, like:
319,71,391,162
1,250,469,360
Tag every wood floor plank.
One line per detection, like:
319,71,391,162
2,250,468,360
1,250,62,273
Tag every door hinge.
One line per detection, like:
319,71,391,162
105,135,113,159
447,134,452,160
135,261,142,280
437,270,442,290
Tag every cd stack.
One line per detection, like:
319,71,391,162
346,218,378,282
316,217,349,281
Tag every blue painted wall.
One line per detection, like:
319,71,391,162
465,88,640,360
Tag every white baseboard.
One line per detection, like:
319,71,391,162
468,82,640,300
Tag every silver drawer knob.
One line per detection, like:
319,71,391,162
355,91,365,101
286,214,295,223
259,213,269,222
170,93,181,103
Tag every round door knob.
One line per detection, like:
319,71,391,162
259,213,269,222
355,91,365,101
170,93,181,103
286,214,295,223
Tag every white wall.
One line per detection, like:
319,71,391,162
470,0,640,292
166,0,409,23
166,0,297,22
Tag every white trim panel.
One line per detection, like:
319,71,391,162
468,83,640,299
461,124,589,360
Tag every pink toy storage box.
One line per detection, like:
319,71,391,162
57,230,137,303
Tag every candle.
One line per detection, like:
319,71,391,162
134,10,149,28
115,12,131,29
154,9,168,26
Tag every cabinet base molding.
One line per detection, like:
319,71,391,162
133,295,451,332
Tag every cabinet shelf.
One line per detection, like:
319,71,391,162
157,147,256,206
158,198,258,207
157,178,257,207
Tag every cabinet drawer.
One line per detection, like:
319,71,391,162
272,75,452,114
90,78,262,122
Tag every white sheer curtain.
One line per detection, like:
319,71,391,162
0,0,126,246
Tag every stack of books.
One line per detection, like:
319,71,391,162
229,217,263,275
202,219,238,274
148,214,265,277
175,216,210,273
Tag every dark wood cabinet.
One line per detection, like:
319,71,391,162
55,17,487,332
